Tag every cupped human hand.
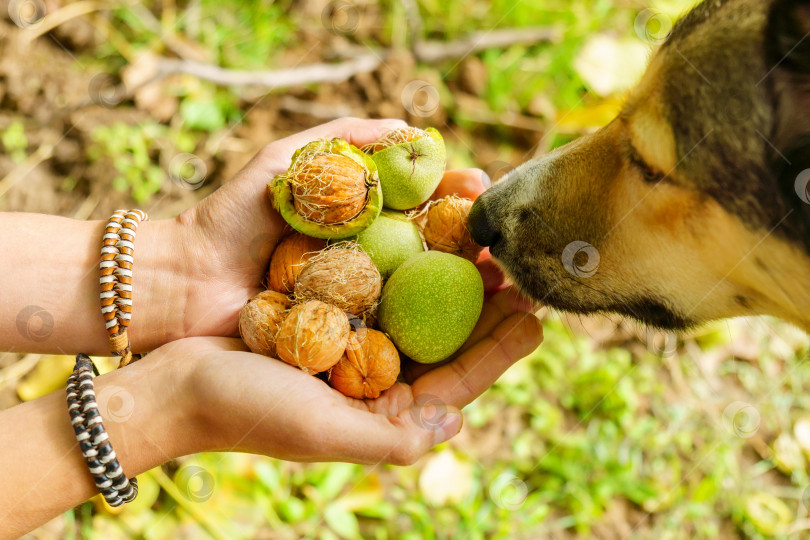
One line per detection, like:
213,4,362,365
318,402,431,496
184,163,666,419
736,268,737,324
173,286,541,465
176,117,509,340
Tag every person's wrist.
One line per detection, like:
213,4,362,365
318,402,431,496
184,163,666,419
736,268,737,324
96,343,210,469
127,218,194,351
158,338,241,454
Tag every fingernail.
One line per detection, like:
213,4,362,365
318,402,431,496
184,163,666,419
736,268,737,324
434,412,463,445
480,171,492,189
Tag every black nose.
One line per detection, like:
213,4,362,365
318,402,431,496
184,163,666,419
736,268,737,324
468,196,501,247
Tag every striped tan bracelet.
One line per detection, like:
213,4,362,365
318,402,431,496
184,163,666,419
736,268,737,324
99,209,149,368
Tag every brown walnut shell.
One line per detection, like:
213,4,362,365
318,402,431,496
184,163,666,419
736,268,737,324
294,247,382,316
267,233,327,293
423,196,483,263
329,329,400,399
275,300,350,374
291,154,368,224
238,290,293,357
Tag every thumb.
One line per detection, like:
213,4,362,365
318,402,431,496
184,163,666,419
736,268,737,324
322,396,463,466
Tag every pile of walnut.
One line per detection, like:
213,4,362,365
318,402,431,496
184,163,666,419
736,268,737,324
238,129,482,400
239,241,394,399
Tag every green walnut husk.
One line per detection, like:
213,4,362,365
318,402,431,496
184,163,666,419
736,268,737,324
378,251,483,364
363,127,446,211
269,138,382,240
352,210,425,280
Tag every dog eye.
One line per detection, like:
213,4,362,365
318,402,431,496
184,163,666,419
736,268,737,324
638,162,665,183
628,150,665,183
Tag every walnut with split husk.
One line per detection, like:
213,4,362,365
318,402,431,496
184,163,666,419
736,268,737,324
269,138,382,239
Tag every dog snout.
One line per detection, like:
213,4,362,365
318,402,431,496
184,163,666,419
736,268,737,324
468,195,502,247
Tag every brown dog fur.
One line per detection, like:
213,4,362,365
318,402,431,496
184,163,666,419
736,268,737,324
469,0,810,330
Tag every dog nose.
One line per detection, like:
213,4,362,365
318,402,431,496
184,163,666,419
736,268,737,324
468,196,501,247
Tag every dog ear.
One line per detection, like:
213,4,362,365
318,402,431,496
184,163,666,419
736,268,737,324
767,0,810,74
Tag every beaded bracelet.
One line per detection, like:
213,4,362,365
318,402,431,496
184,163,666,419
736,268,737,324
99,209,149,367
64,208,149,505
66,354,138,506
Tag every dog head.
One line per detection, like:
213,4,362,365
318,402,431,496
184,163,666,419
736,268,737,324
469,0,810,330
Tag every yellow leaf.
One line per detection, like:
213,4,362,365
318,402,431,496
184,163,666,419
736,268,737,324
555,96,625,133
574,34,650,97
337,473,384,512
16,355,74,401
418,450,474,506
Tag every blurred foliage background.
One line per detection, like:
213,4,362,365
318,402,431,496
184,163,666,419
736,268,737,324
3,0,810,538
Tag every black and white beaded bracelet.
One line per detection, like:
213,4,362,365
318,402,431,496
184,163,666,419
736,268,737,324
66,354,138,507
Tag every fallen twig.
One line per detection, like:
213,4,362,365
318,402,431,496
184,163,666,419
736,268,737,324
147,26,558,91
21,0,105,41
414,27,561,63
70,25,558,117
155,53,382,89
0,354,40,390
277,95,360,120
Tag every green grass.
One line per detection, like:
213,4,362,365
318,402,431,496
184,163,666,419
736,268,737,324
70,314,810,539
87,122,197,202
